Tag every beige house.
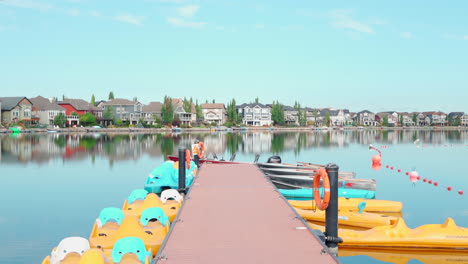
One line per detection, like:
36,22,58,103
201,103,227,125
142,102,163,124
30,96,65,125
0,97,34,125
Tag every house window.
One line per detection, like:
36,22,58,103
24,109,31,117
13,111,19,117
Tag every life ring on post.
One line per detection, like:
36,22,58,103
186,150,191,169
198,141,205,159
313,168,331,210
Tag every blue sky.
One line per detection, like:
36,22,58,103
1,0,467,112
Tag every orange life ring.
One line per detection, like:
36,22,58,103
313,168,330,210
198,141,205,159
186,150,191,169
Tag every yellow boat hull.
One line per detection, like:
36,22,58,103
339,248,468,264
289,198,403,213
296,208,398,229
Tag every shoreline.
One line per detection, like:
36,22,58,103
1,126,468,134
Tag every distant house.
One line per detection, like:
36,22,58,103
201,103,227,125
321,108,350,126
0,97,34,125
422,112,447,126
102,98,143,125
461,114,468,127
237,103,272,126
282,105,298,125
376,111,399,126
398,112,416,126
417,113,430,126
172,98,196,125
30,96,66,126
142,102,163,125
448,112,464,126
355,110,378,126
57,99,103,126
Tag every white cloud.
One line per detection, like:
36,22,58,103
67,8,80,16
89,10,101,17
177,5,200,18
115,14,144,26
329,9,374,34
255,24,265,30
1,0,53,12
167,17,207,28
401,32,412,39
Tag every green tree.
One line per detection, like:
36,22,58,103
412,113,418,125
71,111,79,116
255,97,259,104
53,113,67,127
324,112,331,126
195,100,203,121
104,106,114,119
271,101,285,125
79,113,97,126
227,98,238,123
90,94,95,105
161,96,174,124
399,114,404,126
133,97,138,102
183,97,191,113
108,91,115,100
382,115,389,127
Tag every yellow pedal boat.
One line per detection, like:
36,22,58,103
42,237,151,264
89,207,169,256
289,197,403,213
339,217,468,251
122,189,182,222
295,208,398,229
339,248,468,264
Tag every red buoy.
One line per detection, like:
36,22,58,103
428,180,433,184
390,166,394,170
397,169,401,173
434,182,438,186
447,186,452,191
459,190,464,195
372,155,381,164
423,178,427,182
405,172,409,175
386,165,389,168
417,176,420,180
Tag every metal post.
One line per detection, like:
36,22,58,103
178,148,186,193
194,154,199,167
325,163,341,250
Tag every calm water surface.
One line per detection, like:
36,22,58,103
1,130,467,264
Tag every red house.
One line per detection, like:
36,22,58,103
57,99,103,126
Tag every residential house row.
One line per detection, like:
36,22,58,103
1,96,468,127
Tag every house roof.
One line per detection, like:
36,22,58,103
0,97,30,110
237,103,268,108
448,112,464,116
201,103,225,109
358,110,374,114
58,99,101,111
422,111,446,115
143,102,163,113
172,98,196,113
102,98,139,106
30,96,65,111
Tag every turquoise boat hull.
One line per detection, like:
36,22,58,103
279,188,375,200
144,161,197,194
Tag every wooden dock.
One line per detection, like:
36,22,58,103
155,163,339,264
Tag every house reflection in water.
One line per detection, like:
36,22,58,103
1,129,468,164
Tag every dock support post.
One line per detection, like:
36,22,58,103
325,163,341,252
178,148,186,193
194,154,199,167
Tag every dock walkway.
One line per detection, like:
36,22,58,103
156,163,339,264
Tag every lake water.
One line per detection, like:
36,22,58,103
1,130,467,264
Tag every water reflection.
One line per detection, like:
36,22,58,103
1,130,468,164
